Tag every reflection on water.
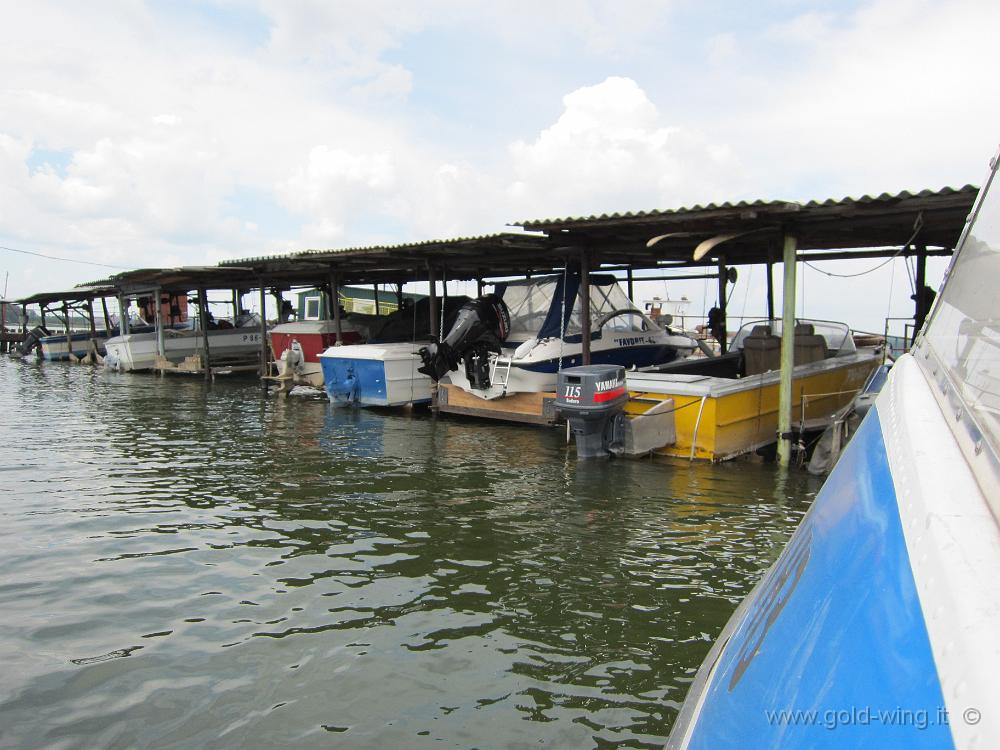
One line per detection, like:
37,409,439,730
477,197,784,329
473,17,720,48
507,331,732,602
0,358,819,748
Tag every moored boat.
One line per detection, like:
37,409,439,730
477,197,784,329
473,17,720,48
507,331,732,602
625,319,881,461
423,273,698,400
268,320,363,389
104,315,265,372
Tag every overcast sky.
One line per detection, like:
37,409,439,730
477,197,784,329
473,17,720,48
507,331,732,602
1,0,998,331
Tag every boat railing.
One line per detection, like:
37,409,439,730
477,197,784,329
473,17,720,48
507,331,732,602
880,316,916,358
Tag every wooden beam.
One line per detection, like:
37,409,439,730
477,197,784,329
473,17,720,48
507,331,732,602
258,282,269,383
427,262,438,339
197,287,211,382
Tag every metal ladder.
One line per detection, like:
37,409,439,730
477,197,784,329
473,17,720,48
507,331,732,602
490,355,512,394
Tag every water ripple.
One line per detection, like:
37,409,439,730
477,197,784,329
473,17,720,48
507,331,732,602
0,358,819,748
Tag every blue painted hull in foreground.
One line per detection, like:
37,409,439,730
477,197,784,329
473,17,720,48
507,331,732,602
673,402,950,748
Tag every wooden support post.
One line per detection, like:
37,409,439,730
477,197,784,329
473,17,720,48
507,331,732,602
86,298,98,362
63,301,72,360
232,289,240,317
40,305,47,330
580,250,592,366
717,257,728,354
101,297,112,332
476,278,484,298
118,294,130,335
154,287,165,358
627,267,634,302
777,234,798,467
427,263,438,339
373,284,380,316
197,288,211,381
913,244,928,345
395,283,403,309
258,283,269,385
330,273,343,340
21,303,28,336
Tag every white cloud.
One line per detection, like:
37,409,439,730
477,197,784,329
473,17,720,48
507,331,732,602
506,77,741,217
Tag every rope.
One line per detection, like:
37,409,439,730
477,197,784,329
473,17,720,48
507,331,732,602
802,214,924,279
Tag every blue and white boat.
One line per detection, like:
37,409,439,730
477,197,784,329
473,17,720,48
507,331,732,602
319,342,433,407
666,155,1000,747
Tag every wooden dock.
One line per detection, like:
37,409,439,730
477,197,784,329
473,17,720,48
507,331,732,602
0,332,25,354
436,383,560,426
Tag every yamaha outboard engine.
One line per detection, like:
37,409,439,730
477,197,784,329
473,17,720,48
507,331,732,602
555,365,628,460
418,294,510,386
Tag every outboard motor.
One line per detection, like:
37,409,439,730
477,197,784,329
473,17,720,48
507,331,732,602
555,365,628,460
418,294,510,386
13,326,50,358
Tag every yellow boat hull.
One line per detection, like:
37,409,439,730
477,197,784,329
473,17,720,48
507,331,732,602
626,351,880,461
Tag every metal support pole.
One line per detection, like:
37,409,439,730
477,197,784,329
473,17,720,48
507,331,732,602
427,263,438,339
330,273,343,340
476,278,484,298
717,257,728,354
580,250,592,366
777,234,798,467
395,283,403,309
373,284,380,316
766,250,775,323
627,267,634,302
197,288,211,381
154,287,165,358
258,283,269,384
21,303,28,336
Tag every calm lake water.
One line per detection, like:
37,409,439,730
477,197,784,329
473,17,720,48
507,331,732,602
0,357,820,749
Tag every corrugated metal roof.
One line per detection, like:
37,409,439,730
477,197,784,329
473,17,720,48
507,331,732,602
515,185,979,228
218,231,547,266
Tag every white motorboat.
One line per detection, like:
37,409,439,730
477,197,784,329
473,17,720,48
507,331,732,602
421,274,698,399
104,315,265,372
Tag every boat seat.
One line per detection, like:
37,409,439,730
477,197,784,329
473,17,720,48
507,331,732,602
743,325,781,375
794,323,828,364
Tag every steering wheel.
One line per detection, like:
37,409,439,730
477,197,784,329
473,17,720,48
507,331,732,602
595,309,648,331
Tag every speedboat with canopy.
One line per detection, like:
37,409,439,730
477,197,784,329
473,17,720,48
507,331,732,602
419,273,698,399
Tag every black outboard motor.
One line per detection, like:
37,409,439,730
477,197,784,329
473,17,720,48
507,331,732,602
14,326,50,358
555,365,628,460
418,294,510,386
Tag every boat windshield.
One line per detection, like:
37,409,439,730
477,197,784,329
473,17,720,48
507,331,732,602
501,278,559,339
731,318,856,355
497,275,658,341
918,157,1000,477
565,281,657,336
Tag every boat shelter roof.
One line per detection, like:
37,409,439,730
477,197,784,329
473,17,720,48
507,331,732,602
17,185,980,304
217,232,555,283
515,185,978,267
16,283,119,306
